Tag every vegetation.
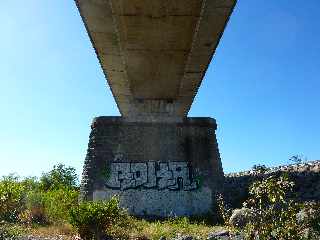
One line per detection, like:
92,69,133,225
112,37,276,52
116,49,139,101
289,154,307,164
69,196,128,240
0,162,319,239
0,222,26,240
0,174,26,222
39,164,78,191
0,164,79,238
242,174,302,239
217,171,320,239
123,217,223,240
0,164,224,239
251,164,268,174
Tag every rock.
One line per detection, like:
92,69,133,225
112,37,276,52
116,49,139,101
229,208,254,228
207,230,229,240
207,230,245,240
296,207,317,224
313,165,320,173
296,209,309,224
135,237,150,240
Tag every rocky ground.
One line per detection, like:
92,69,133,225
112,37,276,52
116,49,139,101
18,236,79,240
17,231,243,240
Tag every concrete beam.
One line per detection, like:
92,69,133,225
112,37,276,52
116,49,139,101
76,0,237,121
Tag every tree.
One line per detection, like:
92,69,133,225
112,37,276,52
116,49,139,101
39,164,78,191
289,154,306,164
252,164,268,174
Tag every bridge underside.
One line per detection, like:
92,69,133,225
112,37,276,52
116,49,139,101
77,0,237,217
76,0,236,122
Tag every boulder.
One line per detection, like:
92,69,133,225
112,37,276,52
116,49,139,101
207,230,245,240
207,230,229,240
296,207,317,224
229,208,254,228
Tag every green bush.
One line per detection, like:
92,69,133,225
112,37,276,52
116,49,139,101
21,188,79,225
242,174,306,239
69,196,128,240
0,164,80,226
216,193,232,225
310,207,320,234
21,177,40,192
299,202,320,237
0,221,25,239
43,188,79,224
40,164,78,191
22,190,47,224
0,175,26,222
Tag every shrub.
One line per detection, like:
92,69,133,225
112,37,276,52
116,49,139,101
43,188,79,224
0,175,26,222
310,206,320,234
0,221,25,239
40,164,78,191
23,190,47,224
21,177,40,192
298,202,320,237
242,174,304,239
69,196,128,240
216,193,232,225
0,164,81,226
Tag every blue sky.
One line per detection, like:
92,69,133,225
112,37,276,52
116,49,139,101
0,0,319,178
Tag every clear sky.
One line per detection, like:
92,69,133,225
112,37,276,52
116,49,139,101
0,0,319,179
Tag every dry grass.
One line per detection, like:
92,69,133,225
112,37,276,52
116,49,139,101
110,217,225,240
26,223,77,239
14,217,224,240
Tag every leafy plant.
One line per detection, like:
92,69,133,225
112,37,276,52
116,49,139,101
69,196,128,240
0,175,26,222
251,164,268,174
43,188,79,224
23,190,47,224
40,164,78,191
21,177,40,192
0,221,25,239
216,193,232,225
0,164,80,226
298,202,320,236
242,174,304,239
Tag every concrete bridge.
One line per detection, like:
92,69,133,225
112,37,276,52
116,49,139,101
76,0,237,217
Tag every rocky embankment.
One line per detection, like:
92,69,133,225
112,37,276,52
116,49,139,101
225,160,320,177
224,160,320,208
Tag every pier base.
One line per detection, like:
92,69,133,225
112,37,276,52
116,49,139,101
80,116,223,217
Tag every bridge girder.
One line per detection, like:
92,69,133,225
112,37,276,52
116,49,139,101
76,0,236,121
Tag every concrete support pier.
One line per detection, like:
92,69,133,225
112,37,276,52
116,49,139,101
81,117,223,217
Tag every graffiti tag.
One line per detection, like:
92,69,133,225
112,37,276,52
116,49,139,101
106,162,198,191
